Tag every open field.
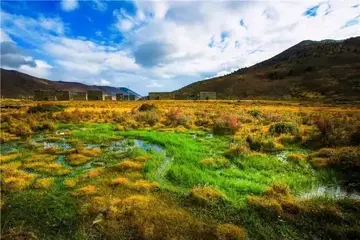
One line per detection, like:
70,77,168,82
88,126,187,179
1,100,360,240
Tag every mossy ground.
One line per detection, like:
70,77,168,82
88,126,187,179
1,100,359,239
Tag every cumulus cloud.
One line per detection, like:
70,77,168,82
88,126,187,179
1,1,359,95
18,60,53,79
0,41,37,68
61,0,79,12
1,10,65,43
133,41,177,67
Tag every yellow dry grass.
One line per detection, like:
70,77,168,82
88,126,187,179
34,177,55,189
0,153,20,163
64,178,77,188
216,224,247,240
110,177,129,186
72,185,97,196
115,160,143,171
190,186,225,205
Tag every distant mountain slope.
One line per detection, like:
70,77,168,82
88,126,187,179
0,68,141,98
175,36,360,101
94,86,141,98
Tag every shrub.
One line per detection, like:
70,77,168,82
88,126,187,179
350,126,360,145
67,154,89,166
246,135,282,152
129,180,160,193
27,104,65,114
224,142,251,158
111,177,129,186
269,122,298,135
248,196,282,215
138,103,157,112
165,109,191,127
72,185,97,196
8,123,33,137
200,157,230,169
264,183,291,198
83,168,104,178
215,224,247,240
248,109,261,118
189,186,225,205
329,147,360,170
134,110,161,126
34,177,55,189
32,121,56,132
115,160,143,171
287,153,306,164
213,115,239,135
64,179,77,188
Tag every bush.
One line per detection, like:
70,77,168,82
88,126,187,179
200,157,230,169
329,147,360,170
213,115,239,135
189,186,225,205
138,103,157,112
248,109,261,118
215,224,247,240
32,122,56,132
269,122,298,135
224,142,251,158
134,110,161,126
165,109,191,127
27,104,65,114
8,123,33,137
350,126,360,145
246,135,282,152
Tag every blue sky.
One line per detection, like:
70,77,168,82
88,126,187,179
1,0,359,95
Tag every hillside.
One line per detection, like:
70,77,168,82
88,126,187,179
175,36,360,101
0,68,140,98
94,86,141,98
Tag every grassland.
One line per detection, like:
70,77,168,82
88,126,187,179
1,100,360,240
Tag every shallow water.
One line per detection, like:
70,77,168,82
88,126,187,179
106,139,165,153
43,141,71,150
299,185,360,200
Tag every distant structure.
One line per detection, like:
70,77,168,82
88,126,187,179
34,90,55,101
128,94,136,101
55,90,71,101
116,93,124,101
149,92,175,100
33,89,139,101
87,90,104,100
34,90,70,101
198,92,216,100
71,92,87,101
104,95,114,101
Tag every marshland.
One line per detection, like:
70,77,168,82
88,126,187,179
0,100,359,240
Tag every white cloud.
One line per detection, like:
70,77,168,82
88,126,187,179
4,59,53,79
0,29,12,42
61,0,79,12
95,79,111,86
146,80,163,88
1,1,359,96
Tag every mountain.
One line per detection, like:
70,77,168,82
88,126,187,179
175,36,360,101
0,68,141,98
93,86,141,98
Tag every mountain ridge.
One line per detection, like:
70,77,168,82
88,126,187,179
175,36,360,101
0,68,141,98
